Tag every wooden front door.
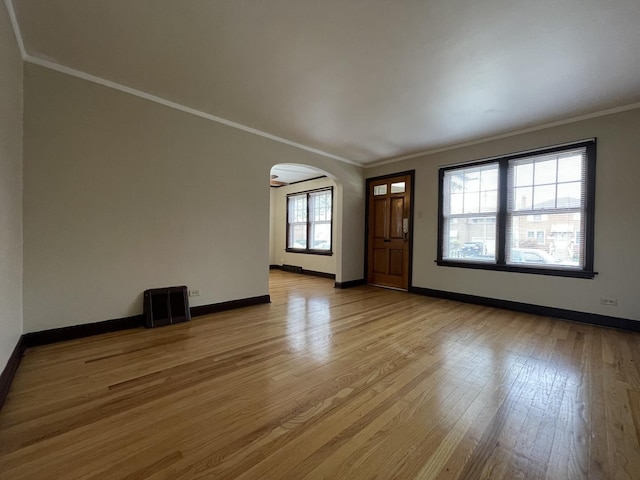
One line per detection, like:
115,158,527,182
366,173,413,290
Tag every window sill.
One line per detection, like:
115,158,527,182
435,259,596,279
286,248,333,256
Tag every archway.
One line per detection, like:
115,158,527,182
268,164,339,279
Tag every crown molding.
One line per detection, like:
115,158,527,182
4,0,25,58
365,102,640,168
6,0,640,171
26,56,362,166
4,1,360,167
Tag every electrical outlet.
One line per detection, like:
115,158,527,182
600,297,617,306
189,288,200,297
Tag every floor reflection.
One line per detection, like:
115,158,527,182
286,295,332,360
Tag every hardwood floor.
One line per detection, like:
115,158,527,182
1,270,639,479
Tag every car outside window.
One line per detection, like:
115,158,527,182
437,140,596,278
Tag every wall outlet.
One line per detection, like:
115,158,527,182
600,297,618,306
189,288,200,297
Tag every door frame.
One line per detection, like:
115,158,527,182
364,170,415,290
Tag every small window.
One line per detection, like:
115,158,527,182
390,182,406,193
437,139,596,278
286,187,333,254
373,184,387,196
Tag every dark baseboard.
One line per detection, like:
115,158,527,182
0,337,26,412
409,286,640,332
22,295,272,349
23,315,145,348
270,264,336,280
302,269,335,280
335,279,366,289
0,294,271,412
190,294,271,317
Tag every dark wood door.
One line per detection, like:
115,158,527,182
367,173,412,290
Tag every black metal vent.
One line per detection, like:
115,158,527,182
282,264,303,274
143,286,191,328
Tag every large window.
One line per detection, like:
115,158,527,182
438,140,596,278
286,187,333,254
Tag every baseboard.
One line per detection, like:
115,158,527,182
271,264,336,280
23,315,145,348
302,269,335,280
22,294,272,349
0,337,27,412
0,294,271,412
409,286,640,332
335,279,366,289
189,294,271,317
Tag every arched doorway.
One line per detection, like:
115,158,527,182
268,164,338,278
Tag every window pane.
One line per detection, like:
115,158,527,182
289,224,307,249
463,192,480,214
514,162,534,187
513,186,533,211
390,182,405,193
311,223,331,250
309,190,332,251
533,184,556,208
557,182,581,208
464,171,480,192
558,154,582,182
507,212,583,268
481,168,498,190
373,184,387,195
449,173,464,193
534,159,557,185
288,194,307,223
450,193,463,214
480,190,497,213
310,191,332,222
442,216,496,262
444,163,498,216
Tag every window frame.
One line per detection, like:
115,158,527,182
437,139,596,278
286,186,334,255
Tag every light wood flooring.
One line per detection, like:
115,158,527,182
1,270,639,479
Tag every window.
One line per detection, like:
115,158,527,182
438,140,596,278
526,230,545,244
441,163,499,262
286,187,333,254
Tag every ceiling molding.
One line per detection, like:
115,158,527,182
5,1,360,168
6,0,640,171
4,0,25,58
25,56,362,166
366,102,640,168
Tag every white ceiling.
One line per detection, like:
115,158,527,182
270,164,325,186
9,0,640,166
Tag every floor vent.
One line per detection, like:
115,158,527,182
282,264,303,274
143,286,191,328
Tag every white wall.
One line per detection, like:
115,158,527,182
269,187,277,266
367,108,640,322
270,177,338,275
0,4,23,369
23,64,364,333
